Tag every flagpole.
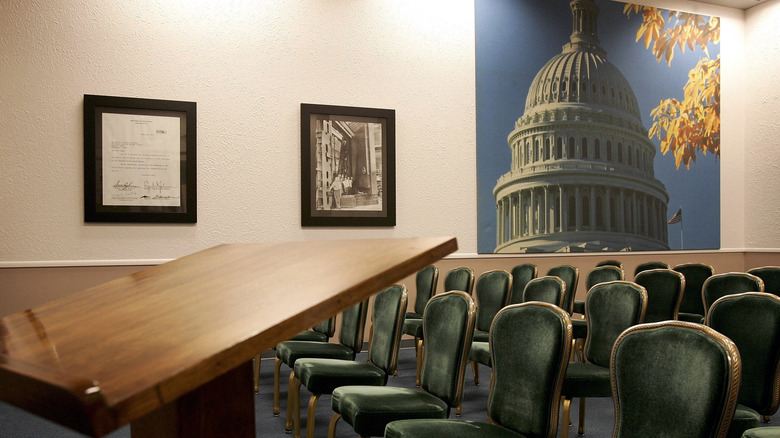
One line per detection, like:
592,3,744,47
679,206,684,250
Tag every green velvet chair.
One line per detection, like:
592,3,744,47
633,260,671,278
469,270,512,385
254,315,336,393
702,272,764,318
572,265,624,361
469,275,564,385
385,302,573,438
288,285,408,438
611,321,741,438
706,292,780,438
560,280,647,438
406,266,474,387
747,266,780,297
634,268,686,323
326,291,476,438
546,264,579,315
272,299,369,416
673,262,715,322
508,263,538,305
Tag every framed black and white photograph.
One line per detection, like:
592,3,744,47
84,94,197,223
301,103,395,227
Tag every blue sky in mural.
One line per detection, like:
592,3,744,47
476,0,721,253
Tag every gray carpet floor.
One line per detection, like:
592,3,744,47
0,346,777,437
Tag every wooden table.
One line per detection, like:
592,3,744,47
0,236,457,437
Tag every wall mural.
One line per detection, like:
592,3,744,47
476,0,720,253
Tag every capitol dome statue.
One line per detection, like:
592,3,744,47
493,0,670,253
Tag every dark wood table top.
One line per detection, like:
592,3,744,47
0,236,457,436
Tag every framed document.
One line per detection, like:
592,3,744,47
301,103,396,227
84,94,196,223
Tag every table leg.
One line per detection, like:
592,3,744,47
130,361,255,438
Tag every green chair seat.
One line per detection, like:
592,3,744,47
295,358,388,395
402,318,424,338
289,330,330,343
561,362,612,397
573,300,585,315
332,386,449,437
405,312,424,320
742,427,780,437
468,341,490,367
385,419,525,438
276,341,356,364
730,405,762,438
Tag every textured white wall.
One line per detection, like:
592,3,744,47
745,0,780,249
0,0,477,263
0,0,768,264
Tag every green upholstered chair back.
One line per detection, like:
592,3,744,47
522,275,565,307
596,259,623,269
546,264,579,314
674,262,715,316
312,316,337,339
585,265,625,291
473,269,512,333
368,285,408,375
420,290,476,408
338,298,370,354
747,266,780,297
584,281,647,367
634,261,671,278
509,263,538,305
706,292,780,416
702,272,764,317
412,266,439,315
611,321,741,438
443,267,475,295
634,268,686,323
488,302,572,438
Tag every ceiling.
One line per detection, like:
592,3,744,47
692,0,767,9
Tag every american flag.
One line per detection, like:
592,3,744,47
668,208,682,224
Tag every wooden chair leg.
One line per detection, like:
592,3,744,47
561,396,572,438
253,354,261,393
415,337,424,387
273,357,283,415
290,376,303,437
472,360,480,385
305,394,321,438
456,403,462,416
578,397,586,436
328,413,342,438
285,370,296,432
765,415,772,423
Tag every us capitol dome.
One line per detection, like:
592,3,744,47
493,0,670,253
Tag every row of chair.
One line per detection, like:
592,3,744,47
260,259,780,438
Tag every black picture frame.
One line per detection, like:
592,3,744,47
84,94,196,223
301,103,396,227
